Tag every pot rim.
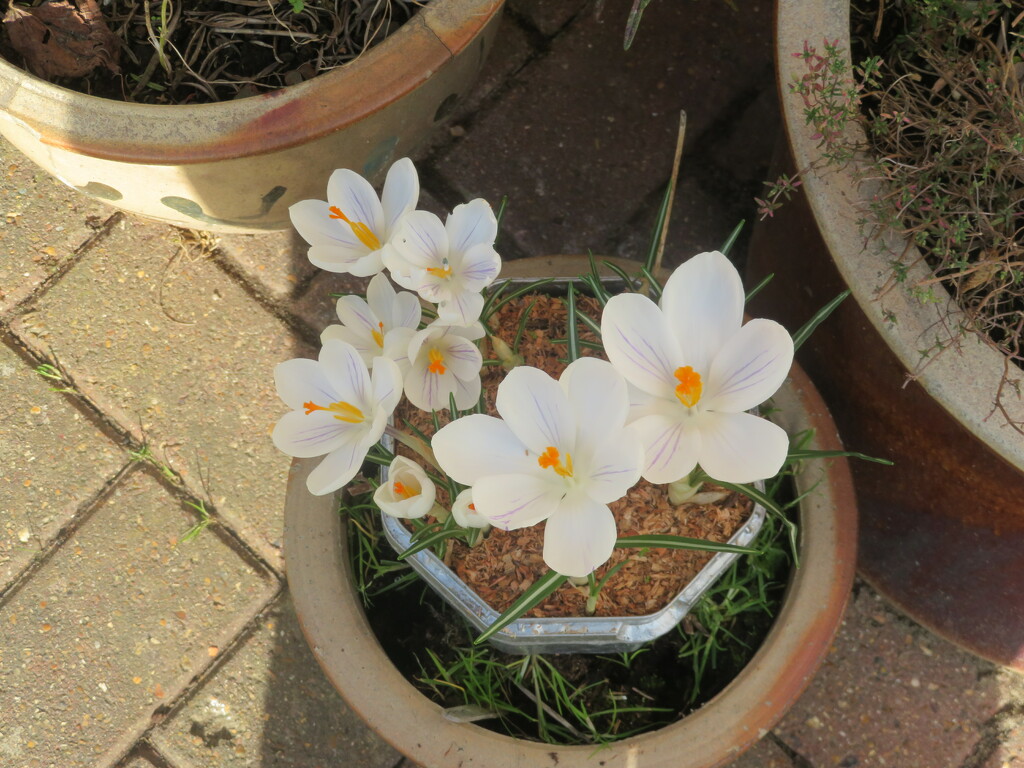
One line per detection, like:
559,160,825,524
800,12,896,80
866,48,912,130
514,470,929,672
0,0,504,165
774,0,1024,470
284,253,858,766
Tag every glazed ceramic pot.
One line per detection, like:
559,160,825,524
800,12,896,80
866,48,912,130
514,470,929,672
284,254,859,767
748,0,1024,670
0,0,504,233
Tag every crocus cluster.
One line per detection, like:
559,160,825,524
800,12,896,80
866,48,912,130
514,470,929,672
272,158,499,495
272,160,794,578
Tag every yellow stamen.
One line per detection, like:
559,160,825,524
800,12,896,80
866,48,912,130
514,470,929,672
328,206,382,251
426,257,453,279
371,321,385,348
538,446,574,478
303,399,365,423
393,481,414,499
674,366,703,408
428,348,446,375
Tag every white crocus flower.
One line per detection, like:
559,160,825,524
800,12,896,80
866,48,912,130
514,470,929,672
385,199,501,326
289,157,419,277
405,324,483,413
374,456,436,519
432,358,644,578
601,250,794,485
272,339,402,496
451,489,490,530
321,273,421,374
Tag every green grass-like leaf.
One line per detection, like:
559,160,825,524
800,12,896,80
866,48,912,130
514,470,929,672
615,535,760,554
475,570,569,645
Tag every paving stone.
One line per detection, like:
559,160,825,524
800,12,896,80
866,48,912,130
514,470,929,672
608,174,748,271
12,218,309,569
116,754,160,768
774,585,1003,768
152,593,398,768
437,0,773,258
509,0,590,37
727,737,795,768
0,338,123,593
446,9,535,123
214,230,315,303
979,713,1024,768
291,268,372,339
0,137,111,315
0,468,275,768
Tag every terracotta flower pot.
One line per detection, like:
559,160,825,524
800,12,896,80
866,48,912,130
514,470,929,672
0,0,503,233
284,255,858,767
747,0,1024,669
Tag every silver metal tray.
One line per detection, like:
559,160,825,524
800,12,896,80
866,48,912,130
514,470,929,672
381,500,766,654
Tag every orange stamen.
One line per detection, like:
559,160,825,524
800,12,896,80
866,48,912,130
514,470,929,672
537,446,574,478
673,366,703,408
427,348,446,375
393,481,414,499
328,206,382,251
426,257,453,279
303,399,364,423
371,321,385,348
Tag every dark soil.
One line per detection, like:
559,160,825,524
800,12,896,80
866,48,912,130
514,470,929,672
0,0,422,104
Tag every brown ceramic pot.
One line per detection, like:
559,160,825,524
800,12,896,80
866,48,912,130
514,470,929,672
0,0,503,233
284,255,858,767
748,0,1024,670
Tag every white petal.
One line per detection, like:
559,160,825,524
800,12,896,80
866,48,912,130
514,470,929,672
380,157,419,236
495,366,574,456
437,290,485,327
381,326,416,373
320,339,371,406
334,294,378,336
703,319,794,413
452,489,490,529
393,210,449,269
404,357,451,412
320,324,377,366
326,168,385,237
274,357,332,412
661,251,744,374
601,293,679,399
631,411,702,484
306,438,368,496
375,455,435,519
289,199,362,250
582,435,644,504
432,414,535,485
457,243,501,291
370,356,403,415
452,368,482,411
559,358,629,447
272,409,354,458
364,273,395,323
308,244,382,277
542,495,617,577
446,198,497,254
472,473,563,531
390,290,423,330
697,411,790,483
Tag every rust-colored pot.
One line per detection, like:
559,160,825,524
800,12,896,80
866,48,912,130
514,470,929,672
748,0,1024,670
284,256,858,767
0,0,503,233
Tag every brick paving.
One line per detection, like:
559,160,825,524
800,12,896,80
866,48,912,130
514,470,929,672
0,1,1020,767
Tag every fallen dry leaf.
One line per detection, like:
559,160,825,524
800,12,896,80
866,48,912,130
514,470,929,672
3,0,119,80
